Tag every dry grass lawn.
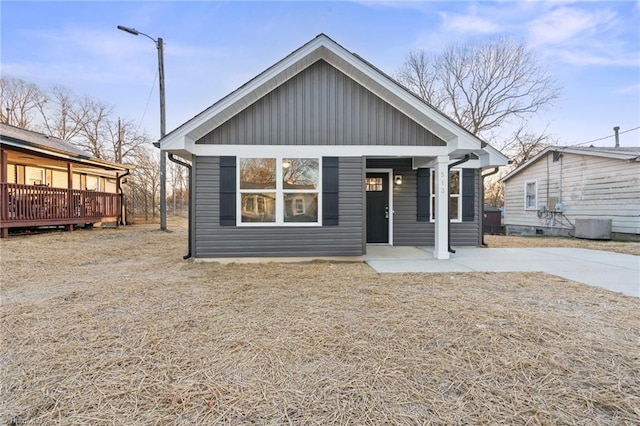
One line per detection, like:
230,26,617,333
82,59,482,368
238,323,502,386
485,234,640,256
1,222,639,424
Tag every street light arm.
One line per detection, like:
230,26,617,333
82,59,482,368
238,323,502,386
117,25,157,43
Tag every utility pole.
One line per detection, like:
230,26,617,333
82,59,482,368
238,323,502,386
158,37,167,230
117,25,167,230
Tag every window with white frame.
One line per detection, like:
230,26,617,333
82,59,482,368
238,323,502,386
25,166,46,185
525,181,537,209
430,169,461,221
86,175,100,191
238,157,320,225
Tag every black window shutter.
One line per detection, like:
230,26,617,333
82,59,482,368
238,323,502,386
462,168,475,222
322,157,339,226
417,168,430,221
219,156,236,226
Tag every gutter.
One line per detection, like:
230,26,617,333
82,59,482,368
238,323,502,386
167,153,192,259
447,154,471,254
116,168,131,226
480,167,500,246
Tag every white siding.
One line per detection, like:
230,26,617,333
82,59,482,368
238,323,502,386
504,152,640,235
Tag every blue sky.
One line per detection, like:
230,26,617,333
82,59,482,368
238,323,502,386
2,1,639,147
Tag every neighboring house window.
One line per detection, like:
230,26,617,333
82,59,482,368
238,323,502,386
86,175,100,191
238,157,320,225
525,181,537,209
430,169,462,221
26,166,45,185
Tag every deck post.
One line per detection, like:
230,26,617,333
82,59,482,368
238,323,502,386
1,148,7,238
433,155,450,260
66,163,74,232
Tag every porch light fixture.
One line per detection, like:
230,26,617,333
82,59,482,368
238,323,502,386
394,175,403,185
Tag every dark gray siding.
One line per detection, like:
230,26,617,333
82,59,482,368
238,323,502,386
197,60,446,147
370,161,480,247
194,156,364,257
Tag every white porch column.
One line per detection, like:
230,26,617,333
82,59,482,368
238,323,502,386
433,155,450,260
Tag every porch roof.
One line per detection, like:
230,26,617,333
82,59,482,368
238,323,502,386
0,123,128,172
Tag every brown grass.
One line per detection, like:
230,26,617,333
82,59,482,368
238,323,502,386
1,222,639,424
485,234,640,256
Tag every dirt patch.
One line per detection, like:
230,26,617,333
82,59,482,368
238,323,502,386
485,234,640,256
1,222,639,424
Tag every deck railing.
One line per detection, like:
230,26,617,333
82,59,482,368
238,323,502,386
0,183,121,228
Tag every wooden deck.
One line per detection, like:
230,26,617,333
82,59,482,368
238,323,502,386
0,183,121,236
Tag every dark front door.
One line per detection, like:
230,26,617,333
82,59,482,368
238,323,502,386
366,173,389,243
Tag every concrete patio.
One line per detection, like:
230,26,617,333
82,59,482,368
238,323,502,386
365,246,640,298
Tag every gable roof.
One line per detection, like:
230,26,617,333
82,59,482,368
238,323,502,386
160,33,508,166
501,145,640,182
0,123,128,171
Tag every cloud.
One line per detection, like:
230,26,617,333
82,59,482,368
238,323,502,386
440,13,501,35
614,83,640,95
527,6,616,46
555,49,640,67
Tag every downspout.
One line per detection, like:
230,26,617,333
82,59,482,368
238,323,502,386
480,167,500,246
167,153,192,259
447,154,471,253
116,168,131,226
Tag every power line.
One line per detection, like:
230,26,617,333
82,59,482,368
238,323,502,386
571,126,640,146
136,69,159,135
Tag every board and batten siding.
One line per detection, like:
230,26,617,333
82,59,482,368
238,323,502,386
504,152,640,235
194,156,365,257
366,160,480,246
197,60,446,147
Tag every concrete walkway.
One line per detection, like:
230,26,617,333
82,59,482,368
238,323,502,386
365,246,640,298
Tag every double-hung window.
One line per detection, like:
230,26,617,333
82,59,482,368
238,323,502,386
525,181,537,209
238,157,320,225
430,169,462,221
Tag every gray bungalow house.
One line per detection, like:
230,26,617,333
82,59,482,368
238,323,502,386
160,34,508,260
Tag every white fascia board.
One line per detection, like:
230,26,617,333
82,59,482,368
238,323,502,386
461,156,506,169
478,147,509,167
191,144,449,158
160,132,186,151
500,148,550,182
445,134,480,153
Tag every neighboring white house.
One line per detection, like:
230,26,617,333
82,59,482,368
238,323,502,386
501,146,640,240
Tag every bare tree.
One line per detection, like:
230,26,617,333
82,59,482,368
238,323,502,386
36,85,86,141
503,125,554,168
484,175,506,208
103,118,150,164
168,159,188,215
0,77,46,128
130,145,161,220
396,38,561,140
396,50,448,112
397,39,560,209
73,97,114,159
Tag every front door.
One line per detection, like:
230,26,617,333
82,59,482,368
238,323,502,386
366,173,389,243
